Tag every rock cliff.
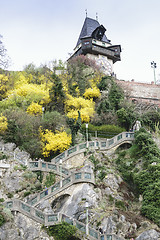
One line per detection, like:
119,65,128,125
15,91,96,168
0,139,160,240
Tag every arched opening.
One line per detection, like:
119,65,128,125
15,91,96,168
51,194,70,212
116,142,132,152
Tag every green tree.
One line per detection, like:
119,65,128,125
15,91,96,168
117,107,136,130
48,73,65,113
97,75,111,91
67,55,99,96
3,109,42,158
97,99,111,115
66,111,81,146
108,82,124,110
141,110,160,131
41,111,66,132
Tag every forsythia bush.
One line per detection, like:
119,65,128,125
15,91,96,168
83,87,101,99
40,128,71,157
9,83,50,105
0,114,8,134
0,74,9,99
27,102,43,116
65,95,95,122
15,72,28,86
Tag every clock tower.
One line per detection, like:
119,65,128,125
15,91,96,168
69,17,121,75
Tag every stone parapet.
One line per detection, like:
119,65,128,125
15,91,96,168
4,199,124,240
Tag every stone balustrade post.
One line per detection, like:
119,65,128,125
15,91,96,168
13,199,20,211
71,172,75,183
30,206,35,218
48,186,52,195
58,212,62,222
38,160,42,170
46,163,49,171
72,218,77,228
122,132,126,140
44,214,49,226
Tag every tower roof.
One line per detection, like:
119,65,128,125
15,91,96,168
76,17,110,47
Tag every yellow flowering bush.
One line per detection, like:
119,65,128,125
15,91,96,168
9,83,50,105
40,128,71,157
15,72,28,86
65,95,95,122
0,114,8,134
83,87,101,99
26,102,43,116
0,74,9,99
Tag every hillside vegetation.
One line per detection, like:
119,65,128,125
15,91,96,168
1,56,160,237
1,56,160,160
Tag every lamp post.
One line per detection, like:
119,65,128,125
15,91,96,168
59,159,62,188
42,107,45,119
151,61,157,84
86,123,88,148
85,201,89,235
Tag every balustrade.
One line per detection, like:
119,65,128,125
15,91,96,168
4,199,124,240
5,132,133,240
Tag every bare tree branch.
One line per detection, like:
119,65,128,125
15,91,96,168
0,35,10,69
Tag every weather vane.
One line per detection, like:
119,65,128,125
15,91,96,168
96,12,98,21
85,9,87,18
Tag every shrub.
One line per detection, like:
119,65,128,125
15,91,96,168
7,193,13,198
46,222,79,240
14,164,27,171
26,102,42,116
40,128,72,157
2,109,42,158
115,200,126,210
44,173,56,188
117,128,160,225
23,191,31,197
0,113,8,134
0,213,5,226
83,87,101,100
141,110,160,131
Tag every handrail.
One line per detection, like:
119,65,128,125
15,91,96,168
27,170,95,207
29,132,134,173
51,132,134,164
3,132,130,240
4,199,124,240
29,160,71,177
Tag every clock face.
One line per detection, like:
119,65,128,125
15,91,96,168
97,57,112,75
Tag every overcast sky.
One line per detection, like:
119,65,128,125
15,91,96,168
1,0,160,83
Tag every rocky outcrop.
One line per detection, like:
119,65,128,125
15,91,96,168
136,229,160,240
0,213,54,240
1,139,160,239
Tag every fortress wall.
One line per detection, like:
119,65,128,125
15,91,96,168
116,80,160,107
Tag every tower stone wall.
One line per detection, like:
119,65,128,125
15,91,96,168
116,79,160,107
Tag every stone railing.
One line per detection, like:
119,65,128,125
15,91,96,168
4,199,124,240
3,132,131,240
29,132,134,174
29,160,71,177
51,132,134,165
27,170,95,207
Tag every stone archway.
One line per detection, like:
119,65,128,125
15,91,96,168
116,142,132,152
51,194,70,212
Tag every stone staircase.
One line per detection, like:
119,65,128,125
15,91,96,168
4,132,134,240
4,199,123,240
27,169,95,207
